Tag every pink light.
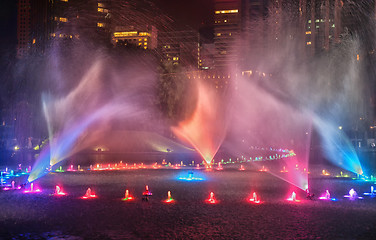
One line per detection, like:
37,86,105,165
81,188,97,199
196,164,200,169
319,190,331,200
67,165,76,172
239,165,245,171
216,162,223,170
52,185,67,196
286,191,300,202
205,192,217,204
24,183,42,193
259,166,268,172
249,192,262,204
280,166,288,173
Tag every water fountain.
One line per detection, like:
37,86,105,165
172,80,229,167
177,171,205,181
363,186,376,196
344,188,363,200
206,192,217,204
51,185,67,196
164,191,174,203
82,188,96,199
122,190,134,201
249,192,261,204
287,191,300,202
24,183,41,193
319,190,337,201
216,162,223,171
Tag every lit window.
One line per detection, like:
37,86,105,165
61,0,68,2
215,9,238,14
315,19,319,23
98,3,104,7
305,31,311,35
97,22,105,27
113,31,138,37
144,42,147,45
144,46,147,49
332,24,335,28
32,38,36,44
224,20,227,23
216,33,221,36
306,42,311,45
98,8,104,12
59,17,68,22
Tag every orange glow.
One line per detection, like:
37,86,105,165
259,165,268,172
172,80,227,167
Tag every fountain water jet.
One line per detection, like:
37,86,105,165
172,80,229,167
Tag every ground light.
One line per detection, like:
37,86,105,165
205,192,217,204
363,186,376,197
344,188,363,200
286,191,300,202
318,190,337,201
51,185,67,196
81,188,96,199
177,171,205,181
249,192,262,204
122,189,134,201
23,183,41,193
259,166,268,172
163,191,174,203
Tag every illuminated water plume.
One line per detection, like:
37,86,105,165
172,80,229,166
313,115,363,175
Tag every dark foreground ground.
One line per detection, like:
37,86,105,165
1,169,376,239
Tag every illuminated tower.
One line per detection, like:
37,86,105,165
158,30,199,69
213,0,241,70
17,0,50,58
301,0,343,55
112,25,158,50
17,0,32,58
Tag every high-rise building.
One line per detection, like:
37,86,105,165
158,30,199,69
112,25,158,50
213,0,241,70
300,0,342,55
17,0,49,58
